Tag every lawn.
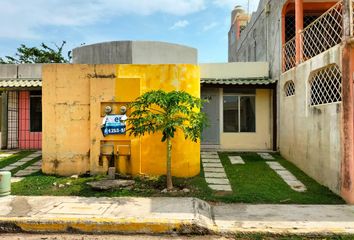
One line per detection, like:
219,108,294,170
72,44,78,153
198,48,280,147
11,152,344,204
213,152,344,204
0,151,34,170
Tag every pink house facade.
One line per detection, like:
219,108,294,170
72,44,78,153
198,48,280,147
0,64,42,150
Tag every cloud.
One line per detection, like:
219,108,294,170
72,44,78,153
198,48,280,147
203,22,218,31
0,0,205,39
170,20,190,30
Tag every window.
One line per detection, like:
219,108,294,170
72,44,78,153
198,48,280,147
30,91,42,132
310,65,341,106
223,89,256,133
284,80,295,97
239,25,246,35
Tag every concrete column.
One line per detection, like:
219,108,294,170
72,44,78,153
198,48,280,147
295,0,303,64
341,0,354,204
1,91,8,149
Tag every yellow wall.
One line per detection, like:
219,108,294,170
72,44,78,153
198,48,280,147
42,64,200,177
220,89,272,150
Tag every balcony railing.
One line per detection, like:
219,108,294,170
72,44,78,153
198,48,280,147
283,37,296,72
301,1,343,62
282,0,348,72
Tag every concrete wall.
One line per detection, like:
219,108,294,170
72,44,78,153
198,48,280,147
279,45,342,194
229,0,285,80
200,62,269,79
0,65,17,78
0,64,42,79
131,41,197,64
72,41,197,64
219,88,272,150
72,41,132,64
42,64,201,177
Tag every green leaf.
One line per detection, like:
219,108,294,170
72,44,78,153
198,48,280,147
0,41,71,64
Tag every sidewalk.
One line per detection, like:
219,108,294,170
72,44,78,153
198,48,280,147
0,196,354,235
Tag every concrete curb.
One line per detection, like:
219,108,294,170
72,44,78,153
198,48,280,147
0,196,216,234
0,217,212,234
0,196,354,235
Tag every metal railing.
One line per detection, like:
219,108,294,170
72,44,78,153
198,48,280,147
282,1,346,72
283,37,296,72
301,1,343,62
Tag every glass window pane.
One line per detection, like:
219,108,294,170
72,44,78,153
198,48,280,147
30,93,42,132
240,96,255,132
223,96,238,132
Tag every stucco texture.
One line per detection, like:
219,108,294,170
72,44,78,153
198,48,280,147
42,64,200,177
279,46,342,194
220,89,272,150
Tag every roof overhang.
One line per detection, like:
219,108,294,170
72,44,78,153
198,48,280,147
201,77,277,86
0,78,42,89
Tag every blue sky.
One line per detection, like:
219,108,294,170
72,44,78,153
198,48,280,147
0,0,259,63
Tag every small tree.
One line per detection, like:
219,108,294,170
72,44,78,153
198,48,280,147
127,90,207,189
0,41,71,64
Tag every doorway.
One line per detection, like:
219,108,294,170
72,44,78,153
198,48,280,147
201,88,220,145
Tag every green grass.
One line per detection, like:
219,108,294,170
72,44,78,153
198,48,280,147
11,172,197,197
0,151,34,169
11,155,42,175
210,152,345,204
11,152,345,204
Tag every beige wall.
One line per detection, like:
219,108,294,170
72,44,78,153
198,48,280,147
200,62,268,79
42,64,92,175
279,45,342,194
219,88,272,150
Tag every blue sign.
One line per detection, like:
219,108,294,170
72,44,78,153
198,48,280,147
101,114,127,136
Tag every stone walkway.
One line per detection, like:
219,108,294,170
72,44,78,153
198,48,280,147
0,151,42,177
266,161,307,192
257,152,274,160
14,152,42,177
0,150,19,159
257,152,307,192
201,151,232,192
228,156,245,164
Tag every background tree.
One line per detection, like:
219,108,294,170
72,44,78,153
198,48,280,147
127,90,207,190
0,41,71,64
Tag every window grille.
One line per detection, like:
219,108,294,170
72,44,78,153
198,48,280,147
284,81,295,97
7,91,18,149
310,65,342,106
19,91,42,149
285,15,296,42
301,2,343,62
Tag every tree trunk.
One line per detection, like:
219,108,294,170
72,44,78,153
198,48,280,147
166,137,173,190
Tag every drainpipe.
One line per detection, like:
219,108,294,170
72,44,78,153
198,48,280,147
1,91,8,150
295,0,303,64
341,0,354,204
272,84,277,151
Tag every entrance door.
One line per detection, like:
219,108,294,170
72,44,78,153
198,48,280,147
201,88,220,145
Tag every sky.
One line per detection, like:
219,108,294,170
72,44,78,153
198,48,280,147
0,0,259,63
